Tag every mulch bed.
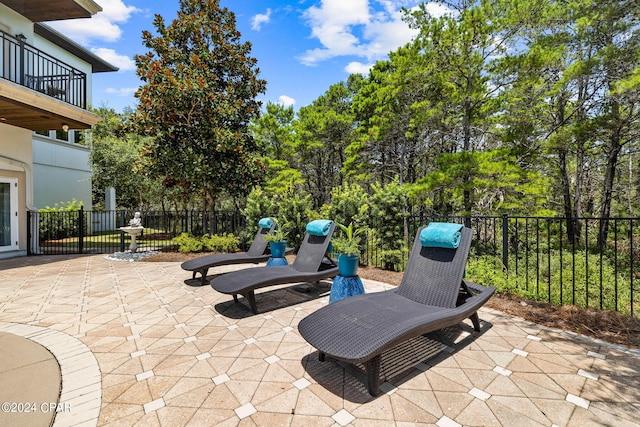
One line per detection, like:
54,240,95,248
143,251,640,349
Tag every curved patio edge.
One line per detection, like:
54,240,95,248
0,322,101,427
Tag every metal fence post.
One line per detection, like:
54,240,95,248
78,206,84,253
27,210,32,256
502,214,509,271
119,210,125,252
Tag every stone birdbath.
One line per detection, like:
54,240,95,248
120,212,144,252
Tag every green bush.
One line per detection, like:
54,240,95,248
202,233,239,253
173,232,239,254
466,249,636,316
241,187,277,243
320,182,370,232
274,191,315,249
39,199,84,241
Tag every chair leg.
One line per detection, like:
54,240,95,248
470,312,481,331
318,351,325,362
233,294,239,303
200,268,209,285
240,291,258,314
365,355,382,396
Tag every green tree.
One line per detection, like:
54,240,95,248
293,77,361,208
133,0,266,210
250,102,303,192
500,0,640,243
349,46,430,187
406,0,520,217
89,107,163,210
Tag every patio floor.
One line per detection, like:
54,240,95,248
0,254,638,426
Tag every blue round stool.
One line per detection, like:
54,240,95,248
329,275,364,303
266,257,288,266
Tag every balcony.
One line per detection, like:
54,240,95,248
0,29,100,131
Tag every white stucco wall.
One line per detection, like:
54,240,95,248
0,124,32,170
0,3,32,39
32,136,92,209
0,123,32,257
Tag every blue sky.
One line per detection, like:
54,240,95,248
46,0,450,113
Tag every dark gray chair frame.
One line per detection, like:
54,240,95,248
298,226,496,396
210,221,338,314
181,223,292,285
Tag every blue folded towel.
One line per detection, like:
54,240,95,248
306,219,333,236
420,222,463,249
258,217,274,229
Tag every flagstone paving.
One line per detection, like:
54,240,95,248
0,254,638,426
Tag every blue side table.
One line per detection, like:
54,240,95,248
267,257,288,266
329,275,364,303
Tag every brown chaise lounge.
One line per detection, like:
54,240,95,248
298,224,496,396
181,221,292,285
210,220,339,314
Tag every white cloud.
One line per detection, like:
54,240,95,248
91,48,135,71
106,87,139,97
252,8,272,31
345,61,374,75
422,2,455,18
278,95,296,107
300,1,451,66
46,1,140,45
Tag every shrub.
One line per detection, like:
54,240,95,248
38,199,84,241
173,233,204,253
173,232,239,254
202,233,239,253
241,187,276,243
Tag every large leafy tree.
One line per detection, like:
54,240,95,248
293,77,361,208
134,0,267,209
499,0,640,242
249,102,303,192
89,107,166,210
406,0,519,217
349,46,430,186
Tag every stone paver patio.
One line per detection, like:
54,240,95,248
0,254,638,426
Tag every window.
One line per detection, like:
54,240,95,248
0,178,18,251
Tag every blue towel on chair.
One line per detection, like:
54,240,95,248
258,217,274,229
306,220,333,236
420,222,463,249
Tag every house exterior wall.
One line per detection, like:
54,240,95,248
0,125,32,258
0,1,109,257
0,3,32,38
32,135,92,209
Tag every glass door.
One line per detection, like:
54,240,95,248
0,178,18,251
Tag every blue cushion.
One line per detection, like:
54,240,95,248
306,219,333,236
258,217,274,229
420,222,463,249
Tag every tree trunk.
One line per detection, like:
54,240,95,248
558,148,575,240
462,94,472,219
598,131,622,247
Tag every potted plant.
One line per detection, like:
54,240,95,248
332,222,367,277
263,218,288,258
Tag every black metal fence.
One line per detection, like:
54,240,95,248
28,209,639,316
28,209,246,255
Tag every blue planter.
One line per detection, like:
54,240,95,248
269,241,287,258
338,254,359,277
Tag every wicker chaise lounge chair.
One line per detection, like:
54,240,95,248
210,220,339,314
181,219,292,285
298,224,496,396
